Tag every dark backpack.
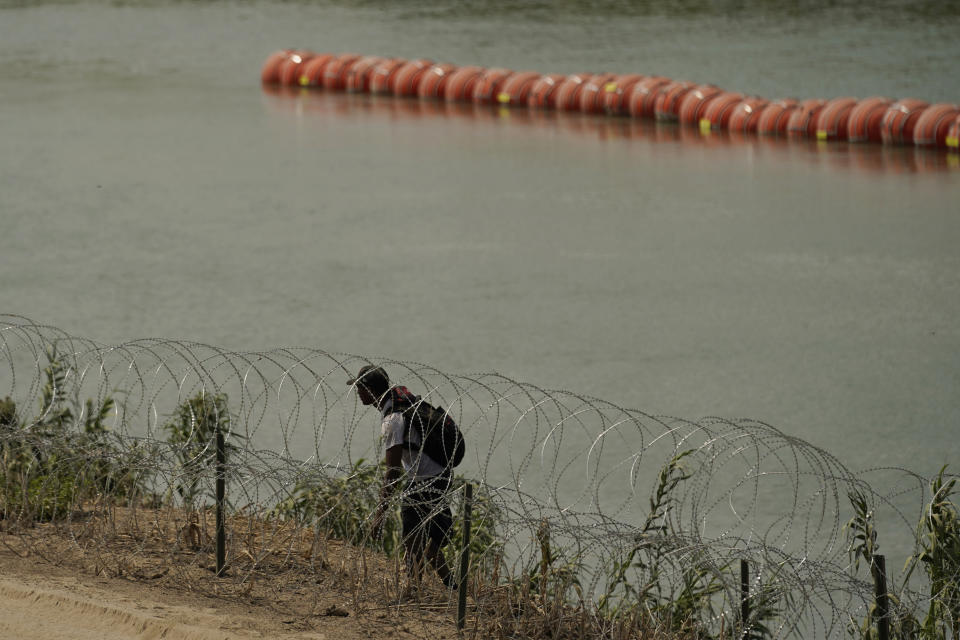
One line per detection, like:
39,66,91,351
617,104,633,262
390,387,465,469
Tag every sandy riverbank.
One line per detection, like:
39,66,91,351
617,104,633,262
0,522,457,640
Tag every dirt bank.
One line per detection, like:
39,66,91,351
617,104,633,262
0,518,458,640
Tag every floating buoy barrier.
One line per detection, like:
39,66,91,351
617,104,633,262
278,50,314,87
880,99,930,145
344,55,385,93
654,81,696,121
786,99,826,138
580,73,617,114
913,104,960,147
440,66,482,102
298,53,334,88
496,71,541,106
261,49,292,85
699,92,745,131
846,97,893,143
369,58,406,94
627,76,671,119
756,99,798,136
261,50,960,149
816,97,859,141
677,84,722,125
391,59,434,97
553,73,591,111
601,74,645,115
947,115,960,149
472,68,514,105
417,63,458,99
526,73,565,109
727,97,770,134
322,53,361,91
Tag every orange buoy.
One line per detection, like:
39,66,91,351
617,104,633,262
677,84,723,124
391,59,435,96
295,53,336,88
527,73,567,109
699,92,745,130
369,58,408,94
472,68,515,105
946,114,960,151
495,71,542,106
913,103,960,147
344,55,386,93
278,50,316,86
880,99,930,145
578,73,617,114
626,76,672,119
600,74,645,115
417,63,459,99
815,97,859,141
322,53,363,91
755,99,798,135
262,51,954,152
443,66,486,102
653,81,696,121
726,97,771,133
847,97,893,143
261,50,294,85
786,99,827,137
553,74,592,111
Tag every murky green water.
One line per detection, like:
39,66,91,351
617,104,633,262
1,0,958,484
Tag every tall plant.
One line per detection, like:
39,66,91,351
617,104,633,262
597,449,732,634
163,391,238,510
445,476,504,580
273,460,403,556
845,487,917,639
600,449,693,614
1,346,148,521
904,467,960,640
846,467,960,640
273,462,502,568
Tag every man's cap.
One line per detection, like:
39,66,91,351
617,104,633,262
346,365,389,391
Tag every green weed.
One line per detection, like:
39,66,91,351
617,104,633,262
163,391,240,510
846,466,960,640
1,347,151,522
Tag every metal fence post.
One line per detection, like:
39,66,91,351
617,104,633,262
873,554,890,640
457,483,473,631
215,424,226,576
740,558,750,639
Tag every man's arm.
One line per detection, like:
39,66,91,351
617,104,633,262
381,444,403,498
372,444,403,538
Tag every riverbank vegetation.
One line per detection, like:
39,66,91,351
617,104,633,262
846,469,960,640
1,348,958,639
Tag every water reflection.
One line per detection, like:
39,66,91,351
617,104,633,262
262,87,960,175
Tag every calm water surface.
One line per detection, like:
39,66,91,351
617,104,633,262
1,1,958,486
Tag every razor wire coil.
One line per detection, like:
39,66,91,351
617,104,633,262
0,315,956,639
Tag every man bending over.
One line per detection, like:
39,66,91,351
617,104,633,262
348,365,455,593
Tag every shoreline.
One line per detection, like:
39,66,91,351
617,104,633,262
0,513,457,640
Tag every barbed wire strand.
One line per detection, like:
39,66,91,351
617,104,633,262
0,315,956,639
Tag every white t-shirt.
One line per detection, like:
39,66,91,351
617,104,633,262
381,397,446,481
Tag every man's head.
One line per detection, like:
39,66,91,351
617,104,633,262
347,365,390,406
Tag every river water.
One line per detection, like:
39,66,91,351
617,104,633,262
1,0,958,502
